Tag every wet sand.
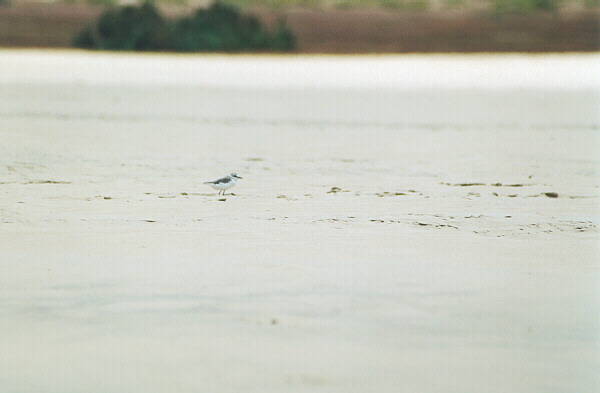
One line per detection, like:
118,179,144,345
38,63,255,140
0,51,599,392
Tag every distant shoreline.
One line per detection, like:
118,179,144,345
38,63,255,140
0,2,598,53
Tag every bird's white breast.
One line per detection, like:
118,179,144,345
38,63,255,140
210,179,236,190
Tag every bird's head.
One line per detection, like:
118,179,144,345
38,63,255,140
230,173,243,179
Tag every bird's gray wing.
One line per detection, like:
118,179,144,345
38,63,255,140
209,176,231,184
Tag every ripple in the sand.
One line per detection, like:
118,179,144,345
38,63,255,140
26,180,72,184
442,182,533,187
376,191,407,197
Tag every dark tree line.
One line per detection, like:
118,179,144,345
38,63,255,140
73,2,296,52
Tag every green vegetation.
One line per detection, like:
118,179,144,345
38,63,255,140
74,2,167,50
72,2,296,52
195,0,599,10
492,0,560,13
219,0,320,8
169,3,294,51
394,0,429,10
85,0,117,6
331,0,429,9
63,0,600,11
441,0,466,8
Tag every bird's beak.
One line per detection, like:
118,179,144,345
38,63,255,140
237,176,243,179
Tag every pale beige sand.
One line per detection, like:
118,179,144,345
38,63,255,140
0,51,599,392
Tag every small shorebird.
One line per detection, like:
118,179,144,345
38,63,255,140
203,173,243,195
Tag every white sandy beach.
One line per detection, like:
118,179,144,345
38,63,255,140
0,51,599,393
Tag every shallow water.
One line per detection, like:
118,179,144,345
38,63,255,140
0,51,599,393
